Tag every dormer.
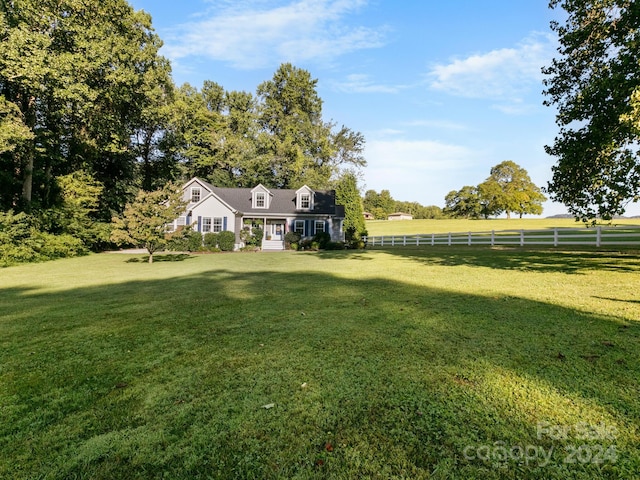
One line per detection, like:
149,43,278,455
296,185,315,211
185,178,209,205
251,184,272,209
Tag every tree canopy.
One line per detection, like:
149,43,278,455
445,161,546,219
543,0,640,221
0,0,171,215
333,171,367,245
363,189,442,220
480,161,546,219
255,63,365,189
444,186,483,219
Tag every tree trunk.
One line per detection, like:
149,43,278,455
20,95,37,207
21,151,33,205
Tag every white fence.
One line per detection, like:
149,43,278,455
364,226,640,248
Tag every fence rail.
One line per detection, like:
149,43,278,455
364,226,640,248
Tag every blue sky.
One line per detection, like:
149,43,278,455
127,0,639,217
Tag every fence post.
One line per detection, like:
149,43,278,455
596,226,601,247
491,230,495,246
431,233,435,246
520,229,524,247
554,228,558,247
448,232,452,246
403,235,406,246
416,235,420,246
381,236,384,247
468,231,472,246
391,236,395,246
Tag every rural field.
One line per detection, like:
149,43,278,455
364,218,640,236
1,245,639,479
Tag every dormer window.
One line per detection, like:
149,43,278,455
300,193,310,209
251,185,272,209
296,186,314,210
191,187,201,203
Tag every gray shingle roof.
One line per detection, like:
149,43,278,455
196,178,342,216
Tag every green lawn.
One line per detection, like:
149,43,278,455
1,249,639,479
365,218,640,236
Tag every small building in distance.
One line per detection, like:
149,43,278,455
387,212,413,221
363,211,375,220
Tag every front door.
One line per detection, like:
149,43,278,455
272,222,284,240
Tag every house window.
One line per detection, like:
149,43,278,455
294,220,305,236
299,193,310,209
213,217,223,233
202,217,212,232
191,187,201,203
255,192,266,208
315,221,325,234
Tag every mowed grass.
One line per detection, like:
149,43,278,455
1,248,639,479
365,218,640,236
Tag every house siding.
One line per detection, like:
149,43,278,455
189,196,235,232
176,177,345,249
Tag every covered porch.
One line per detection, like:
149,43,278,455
244,217,287,251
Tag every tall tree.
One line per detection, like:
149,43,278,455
0,0,169,216
543,0,640,221
444,186,482,219
477,179,504,219
169,82,264,188
481,161,546,219
363,189,395,218
133,58,179,192
333,171,366,244
256,63,365,189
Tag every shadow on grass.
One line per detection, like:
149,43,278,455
320,246,640,274
125,253,194,263
1,267,639,479
593,296,640,304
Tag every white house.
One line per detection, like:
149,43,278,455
167,177,345,250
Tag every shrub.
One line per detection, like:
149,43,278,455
240,227,263,247
299,239,315,251
166,231,188,251
325,241,345,250
38,233,87,259
186,231,203,252
284,231,301,249
0,211,88,266
217,231,236,251
203,232,219,249
251,227,264,247
313,231,331,249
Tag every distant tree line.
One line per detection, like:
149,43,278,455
362,189,443,220
444,161,546,219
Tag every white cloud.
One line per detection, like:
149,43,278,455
366,139,472,171
427,33,557,106
163,0,386,69
333,73,405,94
363,139,478,204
